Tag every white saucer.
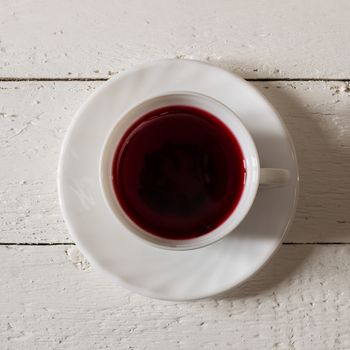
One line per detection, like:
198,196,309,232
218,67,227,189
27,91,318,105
58,59,298,301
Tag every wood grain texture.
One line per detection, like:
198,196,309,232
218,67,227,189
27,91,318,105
1,0,350,79
1,80,349,243
1,0,349,346
0,244,349,349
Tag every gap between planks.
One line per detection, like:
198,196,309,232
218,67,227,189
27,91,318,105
0,77,350,82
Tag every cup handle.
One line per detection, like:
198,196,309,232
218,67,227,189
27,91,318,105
259,168,290,186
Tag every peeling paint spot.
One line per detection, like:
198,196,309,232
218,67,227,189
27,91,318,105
65,246,90,270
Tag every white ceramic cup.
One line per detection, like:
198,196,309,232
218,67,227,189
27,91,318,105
100,92,289,250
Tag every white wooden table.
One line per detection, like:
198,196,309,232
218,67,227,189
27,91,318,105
1,1,350,348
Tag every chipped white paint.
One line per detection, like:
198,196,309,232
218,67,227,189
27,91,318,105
1,81,349,243
1,0,350,79
0,245,350,349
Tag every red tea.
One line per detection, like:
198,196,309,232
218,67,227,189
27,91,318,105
112,105,246,239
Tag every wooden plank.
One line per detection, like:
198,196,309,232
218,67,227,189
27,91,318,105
1,0,350,79
0,80,349,243
0,244,349,349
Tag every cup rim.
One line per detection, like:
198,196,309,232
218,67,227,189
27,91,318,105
99,91,260,250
